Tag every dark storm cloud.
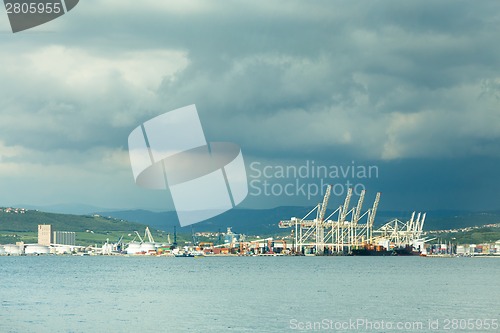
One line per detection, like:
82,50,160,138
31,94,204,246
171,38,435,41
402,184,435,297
1,0,500,210
115,0,500,161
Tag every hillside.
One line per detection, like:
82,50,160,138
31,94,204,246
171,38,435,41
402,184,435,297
0,207,147,233
427,224,500,244
0,207,176,246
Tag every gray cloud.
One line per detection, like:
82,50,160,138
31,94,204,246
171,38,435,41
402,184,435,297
1,0,500,210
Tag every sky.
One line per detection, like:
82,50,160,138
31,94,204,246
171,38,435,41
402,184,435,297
1,0,500,213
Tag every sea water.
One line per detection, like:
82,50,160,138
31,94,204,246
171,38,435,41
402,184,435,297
0,256,499,332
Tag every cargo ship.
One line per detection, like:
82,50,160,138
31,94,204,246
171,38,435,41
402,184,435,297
393,245,421,256
350,244,420,256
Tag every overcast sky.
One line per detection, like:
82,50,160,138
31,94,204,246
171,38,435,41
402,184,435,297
1,0,500,213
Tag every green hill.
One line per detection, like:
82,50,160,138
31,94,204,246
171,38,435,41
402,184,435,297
0,208,147,233
427,225,500,244
0,208,175,246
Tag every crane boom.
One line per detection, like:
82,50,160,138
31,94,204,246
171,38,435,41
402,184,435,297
408,211,415,232
134,231,144,243
368,192,381,228
419,212,426,233
340,188,352,223
318,185,332,222
352,189,365,225
145,227,155,243
414,213,421,233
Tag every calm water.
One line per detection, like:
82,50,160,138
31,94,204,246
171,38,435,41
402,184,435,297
0,256,499,332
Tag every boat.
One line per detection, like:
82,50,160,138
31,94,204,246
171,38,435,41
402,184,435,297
393,245,421,256
350,247,393,256
350,244,421,256
174,252,195,257
350,244,393,256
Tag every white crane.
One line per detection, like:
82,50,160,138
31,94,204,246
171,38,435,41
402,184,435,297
145,227,155,243
132,227,155,244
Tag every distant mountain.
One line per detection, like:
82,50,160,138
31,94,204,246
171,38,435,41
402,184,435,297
96,207,500,235
95,207,310,235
